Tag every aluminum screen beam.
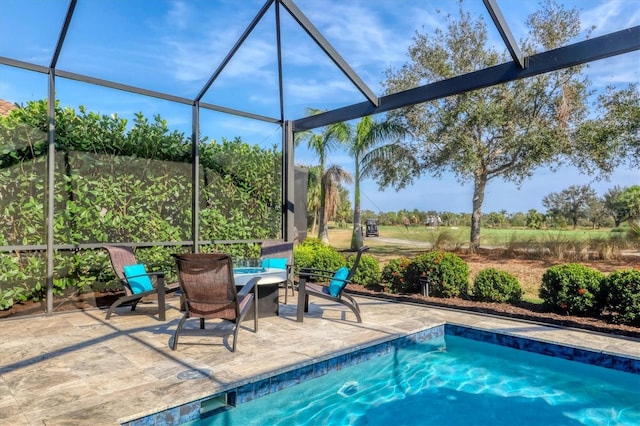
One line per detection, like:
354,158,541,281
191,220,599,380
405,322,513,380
279,0,379,107
483,0,525,68
51,0,77,68
294,25,640,132
0,56,49,73
195,0,275,102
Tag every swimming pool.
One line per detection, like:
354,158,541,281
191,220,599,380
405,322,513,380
183,325,640,426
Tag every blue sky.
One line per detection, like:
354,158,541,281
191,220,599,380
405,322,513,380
0,0,638,214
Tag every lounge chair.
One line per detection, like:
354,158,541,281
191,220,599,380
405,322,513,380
296,246,369,323
260,239,295,303
103,245,180,320
171,253,258,352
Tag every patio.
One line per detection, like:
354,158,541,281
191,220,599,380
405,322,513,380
2,292,639,425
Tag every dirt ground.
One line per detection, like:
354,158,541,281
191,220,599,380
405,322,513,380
2,250,639,338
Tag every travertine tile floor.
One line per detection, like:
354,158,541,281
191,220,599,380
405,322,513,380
1,292,638,425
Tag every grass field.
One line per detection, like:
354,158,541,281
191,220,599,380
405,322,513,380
372,225,613,245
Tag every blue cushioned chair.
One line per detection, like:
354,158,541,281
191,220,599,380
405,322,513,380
296,246,369,323
103,245,180,320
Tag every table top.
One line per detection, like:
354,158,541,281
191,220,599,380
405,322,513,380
233,267,286,286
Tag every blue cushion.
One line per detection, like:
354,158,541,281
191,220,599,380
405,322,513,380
261,257,288,270
329,267,349,297
122,264,154,294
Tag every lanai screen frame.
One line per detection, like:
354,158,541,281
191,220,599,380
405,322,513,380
0,0,639,315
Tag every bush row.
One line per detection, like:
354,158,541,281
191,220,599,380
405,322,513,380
293,241,639,326
376,251,639,326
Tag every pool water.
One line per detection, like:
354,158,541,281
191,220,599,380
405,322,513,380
188,335,640,426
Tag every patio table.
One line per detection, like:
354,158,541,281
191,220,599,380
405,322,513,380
234,267,286,319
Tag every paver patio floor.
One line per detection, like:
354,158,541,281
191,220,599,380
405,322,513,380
1,292,638,425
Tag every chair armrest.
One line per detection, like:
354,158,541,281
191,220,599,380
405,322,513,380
299,267,336,277
122,271,166,280
299,271,349,284
237,277,259,298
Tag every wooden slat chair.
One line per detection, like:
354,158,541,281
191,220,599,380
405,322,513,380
103,245,180,320
171,253,258,352
296,246,369,323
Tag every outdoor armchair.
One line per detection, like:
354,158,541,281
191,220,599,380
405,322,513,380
171,253,258,352
296,246,369,323
260,239,295,303
103,245,180,320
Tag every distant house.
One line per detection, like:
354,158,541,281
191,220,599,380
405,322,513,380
0,99,17,116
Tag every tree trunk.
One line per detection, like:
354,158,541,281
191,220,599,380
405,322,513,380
317,180,329,244
351,207,363,250
310,207,318,235
351,168,363,250
318,208,329,244
470,174,487,252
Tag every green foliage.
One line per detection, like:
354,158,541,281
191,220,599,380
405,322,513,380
602,269,640,326
401,251,469,297
539,263,606,316
293,240,345,274
380,257,412,292
382,1,588,249
346,253,380,288
0,100,283,307
542,185,599,229
472,268,522,303
0,286,28,310
526,209,545,229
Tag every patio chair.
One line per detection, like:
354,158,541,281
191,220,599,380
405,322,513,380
296,246,370,323
171,253,258,352
103,245,180,321
260,239,295,303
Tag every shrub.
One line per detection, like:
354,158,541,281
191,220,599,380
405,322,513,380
381,257,411,292
293,241,345,274
346,253,380,288
472,268,522,303
539,263,605,316
602,269,640,326
402,251,469,297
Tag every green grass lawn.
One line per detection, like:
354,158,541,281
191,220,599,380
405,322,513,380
373,225,613,247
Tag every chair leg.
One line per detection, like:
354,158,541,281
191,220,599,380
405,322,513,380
232,323,239,352
106,301,119,319
339,295,362,323
253,293,258,332
342,293,360,312
171,313,188,350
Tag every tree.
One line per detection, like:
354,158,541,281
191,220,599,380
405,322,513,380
345,115,410,250
574,84,640,174
381,0,588,250
616,185,640,223
603,185,626,227
542,185,598,229
526,209,545,230
295,109,349,243
304,165,322,234
321,164,352,233
335,185,352,227
585,196,606,229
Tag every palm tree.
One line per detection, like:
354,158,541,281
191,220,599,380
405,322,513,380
321,164,353,241
296,109,350,243
305,165,321,235
345,115,411,249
